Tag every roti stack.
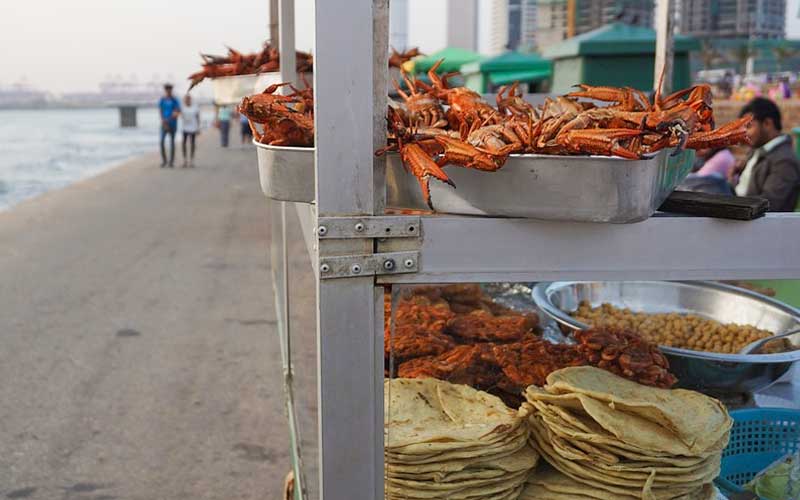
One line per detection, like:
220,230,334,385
385,378,539,499
521,366,731,500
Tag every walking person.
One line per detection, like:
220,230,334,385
181,94,200,167
158,83,180,167
215,103,232,148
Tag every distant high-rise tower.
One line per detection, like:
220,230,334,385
407,0,479,53
536,0,655,51
521,0,539,50
676,0,786,39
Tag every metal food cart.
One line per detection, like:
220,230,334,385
263,1,800,498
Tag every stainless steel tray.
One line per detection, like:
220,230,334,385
254,142,315,203
386,149,695,222
532,281,800,393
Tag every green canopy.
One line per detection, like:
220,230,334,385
489,69,551,85
544,23,699,59
412,47,482,74
477,51,552,85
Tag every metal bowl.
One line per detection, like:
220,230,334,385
254,141,315,202
532,281,800,394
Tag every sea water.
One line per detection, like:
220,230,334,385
0,108,160,210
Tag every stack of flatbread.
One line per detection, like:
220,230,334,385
384,378,539,500
520,367,731,500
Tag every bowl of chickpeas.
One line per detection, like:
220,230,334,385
532,281,800,394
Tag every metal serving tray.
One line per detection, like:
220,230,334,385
532,281,800,393
386,149,694,223
254,141,315,203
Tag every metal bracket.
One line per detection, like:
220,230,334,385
316,216,421,239
318,251,419,279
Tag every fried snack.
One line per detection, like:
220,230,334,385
573,328,676,389
385,295,457,362
386,325,457,362
397,345,500,389
573,301,780,354
492,340,587,392
446,309,538,343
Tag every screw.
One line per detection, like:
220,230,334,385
407,225,416,233
320,263,330,273
354,222,365,232
403,258,415,269
317,225,328,236
383,259,395,271
350,264,362,274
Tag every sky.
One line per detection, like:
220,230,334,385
4,0,800,95
0,0,314,95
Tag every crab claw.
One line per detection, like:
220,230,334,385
656,119,690,157
399,142,455,209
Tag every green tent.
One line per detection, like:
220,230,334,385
543,23,699,94
411,47,483,74
461,51,552,92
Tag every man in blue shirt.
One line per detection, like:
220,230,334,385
158,84,181,167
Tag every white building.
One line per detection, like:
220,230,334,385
478,0,510,55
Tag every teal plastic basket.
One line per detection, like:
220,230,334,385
717,408,800,497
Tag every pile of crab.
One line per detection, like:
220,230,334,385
188,42,314,91
238,58,753,208
378,59,752,207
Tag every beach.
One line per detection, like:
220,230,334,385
0,134,305,499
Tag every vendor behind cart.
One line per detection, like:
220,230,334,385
730,97,800,211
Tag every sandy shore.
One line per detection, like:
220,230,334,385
0,134,308,499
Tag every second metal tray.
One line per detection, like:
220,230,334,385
386,149,695,223
254,141,315,203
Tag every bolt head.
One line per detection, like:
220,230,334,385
317,225,328,236
320,263,331,273
383,259,395,270
403,258,415,269
354,222,365,232
350,264,362,274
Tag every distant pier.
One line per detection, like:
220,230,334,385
118,105,137,127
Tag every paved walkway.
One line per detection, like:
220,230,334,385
0,135,299,500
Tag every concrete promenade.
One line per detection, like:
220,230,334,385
0,135,302,499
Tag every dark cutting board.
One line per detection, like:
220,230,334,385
659,191,770,220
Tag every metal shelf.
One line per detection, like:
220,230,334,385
268,1,800,499
378,213,800,283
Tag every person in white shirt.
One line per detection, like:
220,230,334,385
180,94,201,167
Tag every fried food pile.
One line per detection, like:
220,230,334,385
377,60,752,208
385,286,676,406
188,42,314,90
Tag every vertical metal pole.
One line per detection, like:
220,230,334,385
374,0,389,214
654,0,674,94
279,0,297,87
270,0,280,47
314,0,387,499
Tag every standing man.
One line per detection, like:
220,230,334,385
731,97,800,211
215,103,232,148
180,94,200,167
159,83,181,167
